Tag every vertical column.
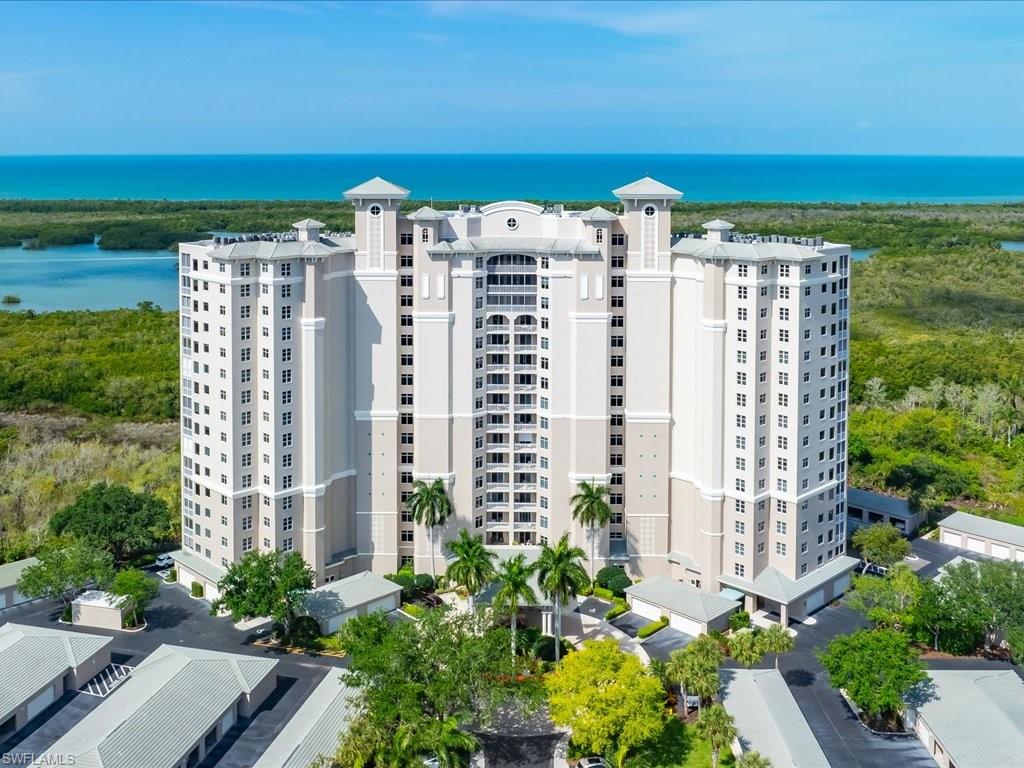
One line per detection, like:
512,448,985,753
300,258,326,580
698,260,727,586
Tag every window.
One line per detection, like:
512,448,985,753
643,205,656,217
400,232,413,245
596,229,603,243
612,233,625,246
734,563,745,577
506,217,518,230
369,204,382,217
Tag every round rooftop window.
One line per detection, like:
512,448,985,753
369,204,382,217
506,217,518,231
643,205,656,218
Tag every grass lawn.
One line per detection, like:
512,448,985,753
624,719,735,768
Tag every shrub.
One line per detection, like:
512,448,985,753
595,566,633,597
385,571,416,600
604,598,629,620
413,573,435,594
164,567,176,583
402,602,426,619
637,616,669,639
604,571,633,597
289,615,321,644
190,581,204,599
595,566,624,589
593,586,615,601
533,634,573,662
729,611,752,632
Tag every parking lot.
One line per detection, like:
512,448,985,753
0,578,346,768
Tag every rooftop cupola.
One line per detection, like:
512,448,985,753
703,219,735,243
293,218,325,242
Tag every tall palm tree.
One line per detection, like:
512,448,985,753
736,750,773,768
728,629,764,669
444,528,497,613
492,554,538,660
696,704,737,768
406,478,454,584
415,717,479,768
569,481,612,582
758,623,795,670
535,532,588,662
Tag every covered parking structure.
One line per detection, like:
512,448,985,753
0,623,111,739
253,670,358,768
846,488,925,537
0,557,38,611
718,555,857,625
719,668,831,768
623,576,740,636
302,571,402,634
34,644,277,768
938,511,1024,563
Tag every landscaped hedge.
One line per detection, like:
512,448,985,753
593,586,615,601
190,581,204,598
402,602,426,619
637,616,669,639
604,598,629,620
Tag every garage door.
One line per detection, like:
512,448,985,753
178,569,194,590
991,544,1010,560
206,583,221,601
966,537,986,554
364,595,397,614
1017,551,1024,563
805,590,825,614
630,599,662,622
0,593,6,610
833,574,851,597
669,613,702,636
220,706,236,735
326,609,357,634
942,530,962,547
26,685,55,721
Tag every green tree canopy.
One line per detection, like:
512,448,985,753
696,705,737,768
535,532,589,662
851,523,911,573
211,550,314,635
443,528,497,613
728,630,764,669
406,479,454,583
492,554,538,659
757,623,795,670
846,564,922,630
546,639,666,765
48,482,168,564
17,537,114,616
109,568,159,627
816,629,926,722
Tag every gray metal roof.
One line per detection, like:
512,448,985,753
210,239,341,260
911,669,1024,768
0,623,112,724
702,218,735,231
427,237,599,257
169,549,225,585
671,236,836,263
938,511,1024,548
847,488,912,518
292,218,324,229
612,176,682,200
408,205,446,221
36,644,277,768
667,551,699,571
719,668,831,768
624,576,739,622
579,206,619,222
302,571,402,622
718,555,858,605
0,556,38,591
343,176,410,200
253,670,359,768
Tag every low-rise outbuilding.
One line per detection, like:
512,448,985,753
0,623,112,738
0,557,38,610
253,670,358,768
72,590,128,631
719,668,831,768
846,488,925,536
303,570,402,634
938,511,1024,562
34,644,278,768
623,576,739,636
905,669,1024,768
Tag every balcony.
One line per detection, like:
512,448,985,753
514,344,537,352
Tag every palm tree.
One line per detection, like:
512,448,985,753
569,481,612,582
535,532,589,662
736,750,773,768
671,635,724,716
758,623,795,670
696,704,737,768
687,633,725,670
444,528,497,613
728,629,764,668
406,478,454,584
687,663,720,717
415,717,479,768
492,554,538,660
666,647,695,713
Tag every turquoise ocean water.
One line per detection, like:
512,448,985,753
2,155,1023,311
2,154,1024,202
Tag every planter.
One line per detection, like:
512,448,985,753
837,689,914,736
118,620,148,633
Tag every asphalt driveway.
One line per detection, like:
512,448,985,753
608,610,648,638
641,627,694,662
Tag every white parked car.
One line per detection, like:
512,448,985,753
578,759,609,768
154,554,174,568
422,759,440,768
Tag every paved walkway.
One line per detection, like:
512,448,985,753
564,597,650,663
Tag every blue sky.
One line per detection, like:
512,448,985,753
1,0,1023,155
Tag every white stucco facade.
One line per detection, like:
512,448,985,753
176,176,851,601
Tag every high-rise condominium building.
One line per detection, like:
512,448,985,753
173,176,856,622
